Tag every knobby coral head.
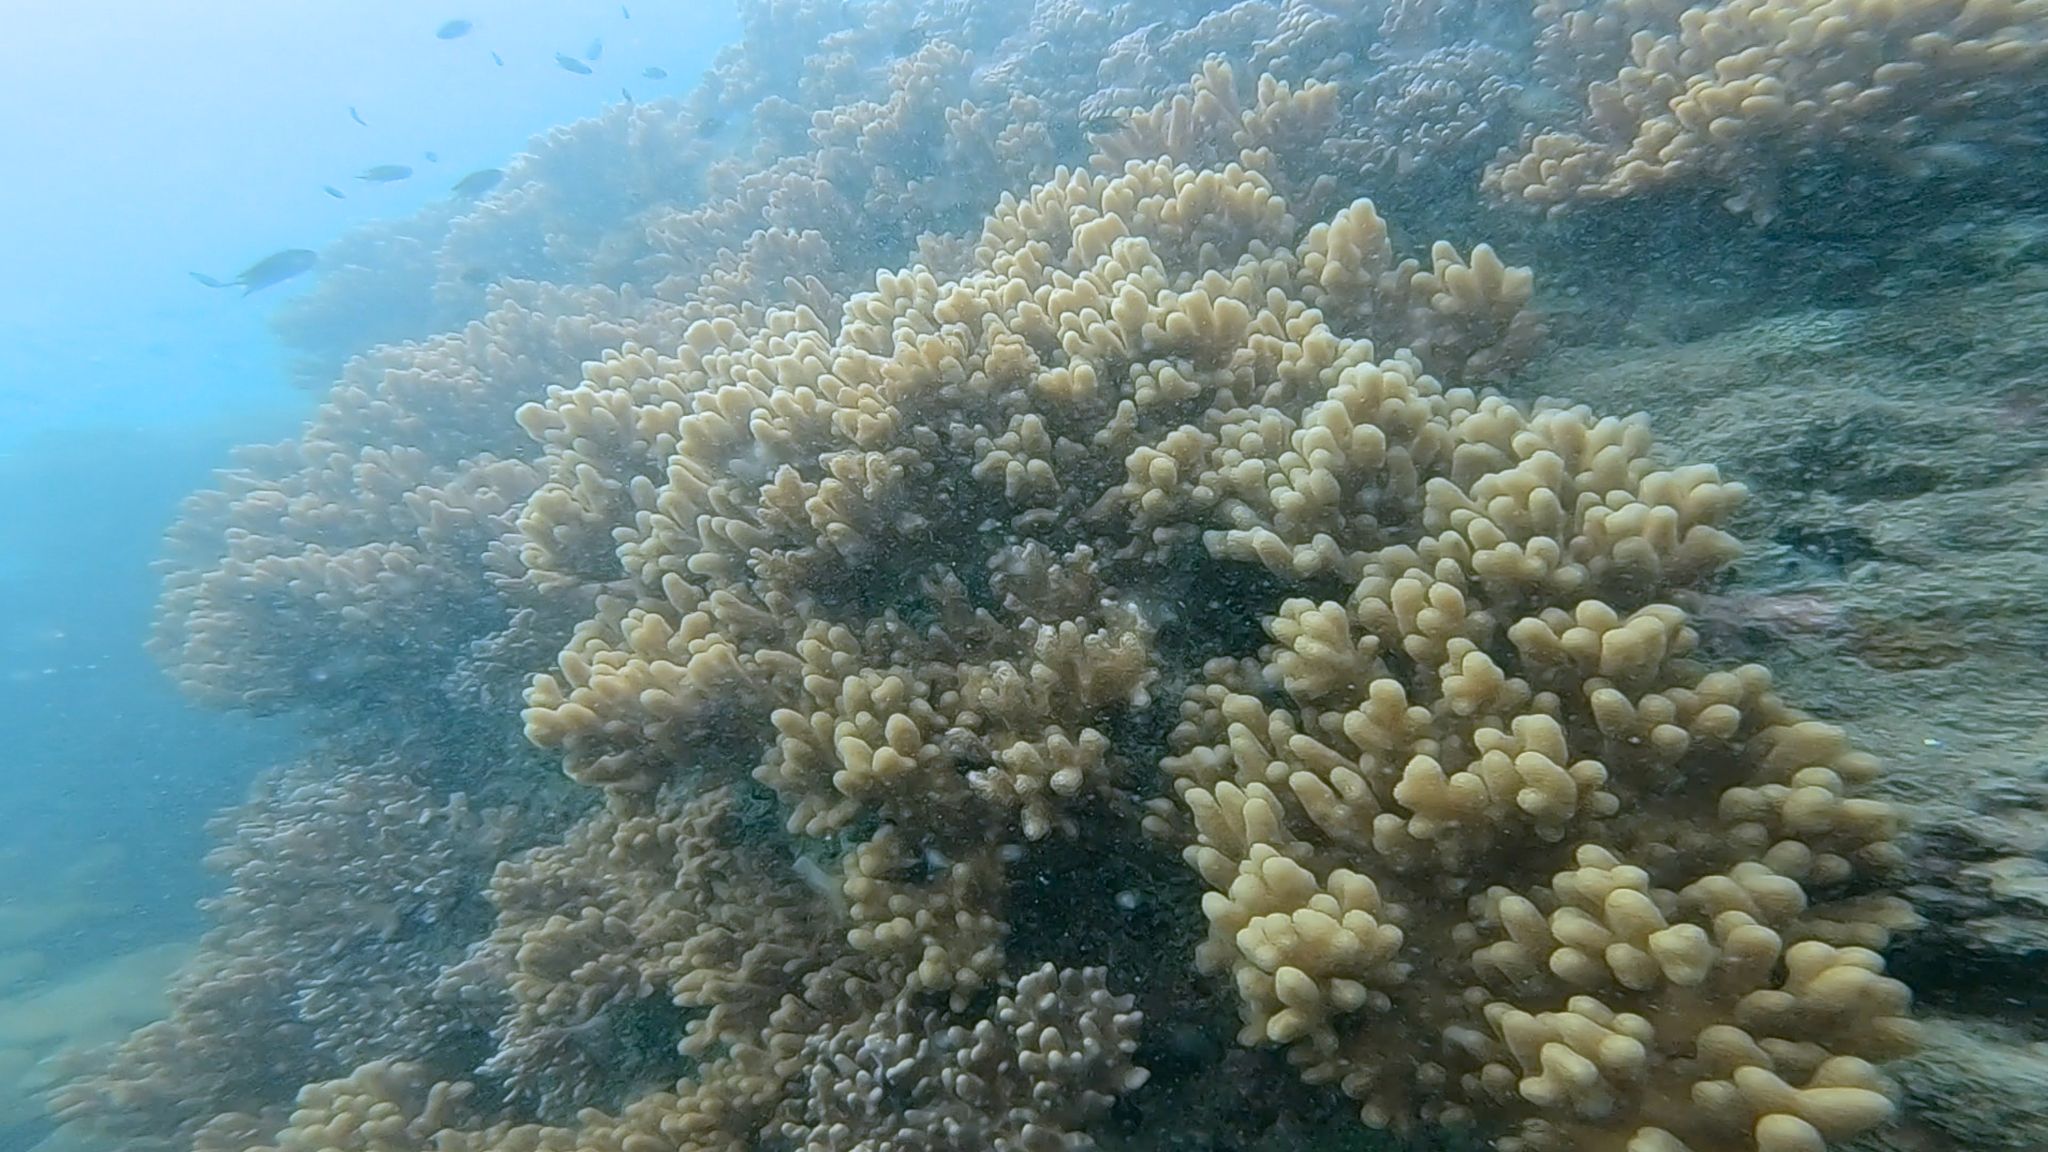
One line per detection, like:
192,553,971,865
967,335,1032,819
508,157,1914,1152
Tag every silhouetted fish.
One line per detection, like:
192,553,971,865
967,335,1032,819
435,19,472,39
322,185,346,198
641,66,666,79
358,164,414,182
622,5,631,17
348,105,368,126
555,53,592,74
191,249,318,295
621,87,633,102
585,38,603,61
490,50,504,65
424,151,440,163
452,167,503,197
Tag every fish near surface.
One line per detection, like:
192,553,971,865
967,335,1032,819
348,105,368,126
490,50,504,65
192,248,317,294
585,38,603,61
452,167,503,197
358,164,414,182
322,184,346,198
235,249,318,292
435,19,472,39
641,66,666,79
554,52,592,74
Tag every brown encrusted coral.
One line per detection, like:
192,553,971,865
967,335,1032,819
779,962,1147,1152
153,765,1151,1152
437,783,835,1120
1156,391,1918,1148
111,31,1941,1141
153,281,693,732
50,761,523,1151
208,960,1144,1152
515,159,1536,834
274,0,1538,394
1489,0,2048,221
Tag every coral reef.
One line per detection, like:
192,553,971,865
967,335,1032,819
435,783,832,1121
778,962,1146,1152
1161,448,1917,1145
1509,244,2048,1148
268,0,1547,389
269,0,2048,396
99,0,2048,1149
102,132,1932,1152
1489,0,2048,222
154,281,691,735
499,157,1902,1151
50,761,524,1150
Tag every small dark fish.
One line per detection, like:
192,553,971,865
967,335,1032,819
621,87,633,102
490,50,504,65
423,151,440,163
459,265,495,286
193,248,318,295
322,184,346,199
348,105,368,126
622,5,631,17
435,19,472,39
554,53,592,74
585,38,603,61
358,164,414,182
641,66,666,79
452,167,503,197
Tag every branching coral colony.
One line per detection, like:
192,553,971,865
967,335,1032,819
507,159,1916,1152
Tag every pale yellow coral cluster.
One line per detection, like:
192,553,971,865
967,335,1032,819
508,153,1912,1149
1491,0,2048,220
1156,384,1916,1149
514,157,1540,1026
1089,58,1341,212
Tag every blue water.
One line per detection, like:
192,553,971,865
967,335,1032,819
0,0,734,975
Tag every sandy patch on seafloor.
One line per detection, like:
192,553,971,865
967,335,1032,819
0,941,190,1135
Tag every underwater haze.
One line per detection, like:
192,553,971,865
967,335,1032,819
5,2,2048,1152
0,2,734,1145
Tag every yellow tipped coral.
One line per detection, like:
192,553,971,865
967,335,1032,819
501,153,1911,1151
1160,383,1914,1148
1491,0,2048,220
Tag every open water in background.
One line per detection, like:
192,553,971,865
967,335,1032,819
0,3,735,1140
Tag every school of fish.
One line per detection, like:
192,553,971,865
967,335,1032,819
194,8,664,299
